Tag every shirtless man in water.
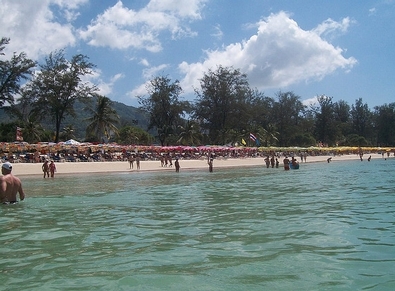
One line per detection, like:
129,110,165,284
0,162,25,204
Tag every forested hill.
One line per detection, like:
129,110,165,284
0,100,150,141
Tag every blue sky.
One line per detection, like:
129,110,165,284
1,0,394,109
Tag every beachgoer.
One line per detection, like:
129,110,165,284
275,158,279,168
327,157,332,163
291,157,298,167
164,155,168,167
208,158,213,172
367,155,371,162
270,156,275,168
42,160,50,178
49,160,56,177
264,156,270,168
175,158,180,172
160,155,165,167
0,162,25,204
283,156,290,170
128,155,135,169
136,155,141,170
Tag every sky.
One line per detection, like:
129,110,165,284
1,0,394,109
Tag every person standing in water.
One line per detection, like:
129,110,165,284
208,158,213,172
0,162,25,204
283,156,290,171
174,158,180,172
128,154,135,169
49,160,56,178
42,160,50,178
135,154,141,170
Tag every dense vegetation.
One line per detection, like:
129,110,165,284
1,37,394,147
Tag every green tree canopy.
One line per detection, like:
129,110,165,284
193,66,252,145
85,95,120,143
26,50,97,143
272,91,305,147
177,120,202,145
0,37,36,106
117,125,153,145
374,103,395,146
138,75,187,146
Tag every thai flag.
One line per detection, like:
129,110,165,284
249,133,257,141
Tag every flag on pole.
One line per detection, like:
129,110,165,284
250,133,260,146
241,138,247,146
16,127,23,141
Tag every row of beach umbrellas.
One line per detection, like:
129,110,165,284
1,140,394,154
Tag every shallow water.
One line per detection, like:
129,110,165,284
1,159,395,290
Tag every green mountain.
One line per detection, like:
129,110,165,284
0,100,150,141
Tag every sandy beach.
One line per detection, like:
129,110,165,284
8,153,387,177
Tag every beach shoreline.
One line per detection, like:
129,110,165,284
9,153,389,177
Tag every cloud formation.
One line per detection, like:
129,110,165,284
78,0,206,52
0,0,87,58
179,11,357,94
0,1,359,105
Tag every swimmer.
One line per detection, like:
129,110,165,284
0,162,25,204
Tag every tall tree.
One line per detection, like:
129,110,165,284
374,103,395,146
272,91,305,146
20,114,46,143
117,125,153,145
0,37,36,106
85,95,119,142
177,120,202,145
193,66,251,145
138,75,187,146
333,100,351,144
27,50,97,142
350,98,374,145
3,89,46,143
60,125,76,141
313,95,337,146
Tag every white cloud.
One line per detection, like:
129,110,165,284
139,59,150,67
211,24,224,40
146,0,207,19
369,7,377,16
128,63,169,102
142,64,168,79
129,82,149,101
0,0,85,59
302,96,319,107
313,17,353,39
83,70,124,96
78,0,206,51
179,11,357,94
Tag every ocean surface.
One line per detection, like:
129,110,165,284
1,158,394,291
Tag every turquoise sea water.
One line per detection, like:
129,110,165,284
1,159,395,291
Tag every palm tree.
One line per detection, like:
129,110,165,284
60,125,76,141
5,96,45,143
177,120,202,145
257,124,279,147
21,115,46,143
85,95,120,143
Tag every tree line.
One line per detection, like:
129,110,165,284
139,67,395,147
1,37,394,147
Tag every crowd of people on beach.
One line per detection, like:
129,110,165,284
1,145,394,205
